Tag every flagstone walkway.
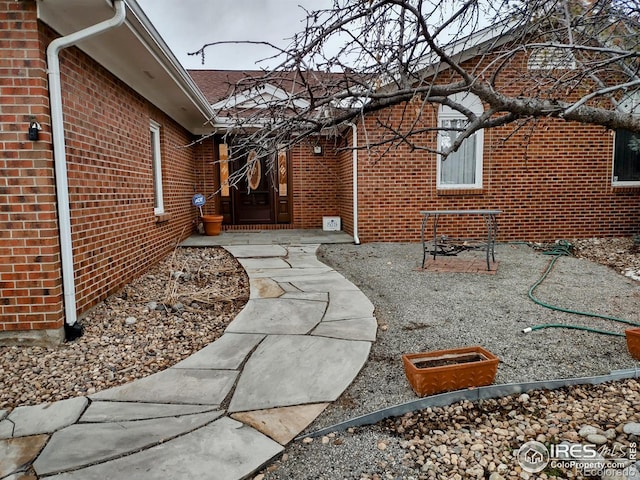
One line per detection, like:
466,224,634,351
0,244,376,480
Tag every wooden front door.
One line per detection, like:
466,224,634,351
217,140,292,226
232,149,274,225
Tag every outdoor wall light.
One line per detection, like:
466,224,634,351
313,145,323,155
28,117,42,141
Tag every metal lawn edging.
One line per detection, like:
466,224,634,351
300,367,640,439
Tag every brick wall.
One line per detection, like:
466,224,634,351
0,8,200,340
336,133,354,237
194,137,217,216
291,138,340,229
0,2,62,336
334,56,640,243
58,32,198,318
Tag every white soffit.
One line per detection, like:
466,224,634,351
37,0,214,134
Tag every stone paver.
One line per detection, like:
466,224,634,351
34,411,223,476
283,255,329,269
1,397,87,439
231,403,329,445
312,317,378,341
274,272,360,292
0,435,48,478
180,229,354,248
223,245,287,258
172,333,264,370
80,402,218,423
288,245,323,254
4,474,37,480
2,473,38,480
278,281,301,293
45,417,283,480
0,420,13,438
324,290,375,321
281,291,328,302
225,298,326,335
6,241,376,480
249,278,285,299
238,257,291,270
90,368,237,405
247,266,333,278
228,334,371,412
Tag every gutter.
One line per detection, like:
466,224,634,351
46,0,126,333
349,123,361,245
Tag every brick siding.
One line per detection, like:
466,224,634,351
0,7,200,338
291,138,340,229
334,55,640,243
0,2,61,333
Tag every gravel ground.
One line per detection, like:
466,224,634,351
262,379,640,480
0,247,248,410
2,237,639,479
260,238,640,480
311,240,640,426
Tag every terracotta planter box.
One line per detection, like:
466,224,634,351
625,328,640,360
402,346,499,397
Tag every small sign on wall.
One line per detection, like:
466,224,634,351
323,216,341,231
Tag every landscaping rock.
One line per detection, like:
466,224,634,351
586,433,608,445
579,425,599,437
0,247,249,411
624,423,640,436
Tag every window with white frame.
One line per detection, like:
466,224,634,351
437,92,484,189
613,92,640,186
150,121,164,214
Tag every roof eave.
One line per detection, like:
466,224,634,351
37,0,215,135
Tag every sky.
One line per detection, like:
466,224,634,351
136,0,333,71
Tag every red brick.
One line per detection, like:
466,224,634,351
0,5,198,333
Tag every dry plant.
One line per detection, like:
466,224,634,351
161,242,248,309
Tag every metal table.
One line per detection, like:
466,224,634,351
420,210,502,271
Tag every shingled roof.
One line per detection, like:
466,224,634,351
188,69,363,105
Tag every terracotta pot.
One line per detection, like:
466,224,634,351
201,215,223,236
625,328,640,360
402,346,499,397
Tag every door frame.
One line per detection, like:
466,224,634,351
216,138,292,225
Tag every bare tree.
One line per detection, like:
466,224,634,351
191,0,640,170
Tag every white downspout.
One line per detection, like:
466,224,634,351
47,0,126,327
349,123,360,245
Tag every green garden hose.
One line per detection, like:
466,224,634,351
522,324,625,337
523,240,639,336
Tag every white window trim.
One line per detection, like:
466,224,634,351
611,178,640,187
436,93,484,190
611,131,640,187
150,121,164,215
612,92,640,187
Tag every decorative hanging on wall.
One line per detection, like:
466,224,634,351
219,143,230,197
278,149,288,196
247,150,261,191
